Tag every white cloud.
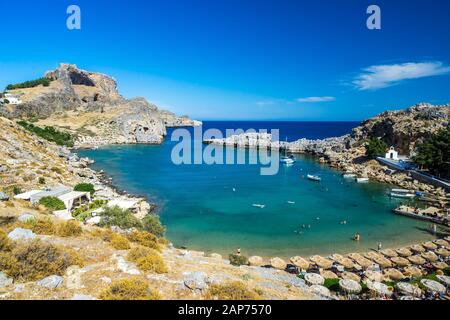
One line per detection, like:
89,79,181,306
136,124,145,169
353,61,450,90
256,100,276,106
296,96,336,103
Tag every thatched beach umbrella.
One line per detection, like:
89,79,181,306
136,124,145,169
310,255,333,269
421,251,439,262
380,249,398,258
433,239,449,247
290,256,310,270
330,254,354,269
396,247,413,257
434,248,450,257
403,266,422,278
309,285,331,298
339,279,362,294
373,256,393,268
422,241,438,250
390,256,410,267
270,257,287,270
348,253,373,269
396,282,422,297
432,262,448,270
363,270,384,282
367,281,393,297
304,273,325,286
248,256,264,266
364,251,383,261
341,271,360,282
407,255,426,265
410,244,426,253
420,279,446,294
436,275,450,287
321,270,338,280
383,268,405,281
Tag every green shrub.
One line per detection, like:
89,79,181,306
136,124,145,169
19,218,56,235
38,177,46,185
0,240,84,281
6,77,51,90
99,278,161,300
0,230,11,251
38,196,66,211
413,126,450,177
205,282,260,300
229,254,248,266
142,214,166,238
127,246,167,274
443,267,450,276
2,185,22,196
127,231,160,250
56,220,83,237
323,278,340,291
365,137,388,159
72,200,106,221
74,183,95,195
17,121,74,147
109,233,131,250
99,206,142,230
127,246,153,261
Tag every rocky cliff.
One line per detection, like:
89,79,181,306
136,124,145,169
0,64,197,146
347,103,450,156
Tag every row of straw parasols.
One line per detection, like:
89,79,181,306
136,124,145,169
252,238,449,283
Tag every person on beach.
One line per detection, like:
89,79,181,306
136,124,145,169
236,248,241,256
354,233,361,241
377,242,382,251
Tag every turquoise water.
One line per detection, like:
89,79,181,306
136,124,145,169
78,124,434,258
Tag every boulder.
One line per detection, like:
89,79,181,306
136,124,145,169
37,275,64,289
183,272,208,291
248,256,264,266
18,213,36,223
115,256,140,275
0,192,9,201
209,253,223,260
86,216,101,225
270,257,286,270
8,228,36,241
0,272,13,288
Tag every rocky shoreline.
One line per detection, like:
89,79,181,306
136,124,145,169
204,103,450,199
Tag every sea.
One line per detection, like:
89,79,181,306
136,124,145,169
78,121,435,258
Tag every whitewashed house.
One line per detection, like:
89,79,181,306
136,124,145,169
385,146,399,160
1,93,22,105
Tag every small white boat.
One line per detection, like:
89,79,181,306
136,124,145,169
391,188,415,194
343,173,357,178
390,192,416,199
280,140,295,164
356,177,369,183
307,174,321,182
287,201,295,204
252,204,266,209
280,155,295,164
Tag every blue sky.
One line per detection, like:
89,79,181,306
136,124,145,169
0,0,449,120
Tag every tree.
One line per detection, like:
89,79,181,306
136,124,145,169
142,214,166,238
74,183,95,195
365,137,388,159
413,126,450,177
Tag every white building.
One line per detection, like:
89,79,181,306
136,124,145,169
1,93,22,105
385,146,399,160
